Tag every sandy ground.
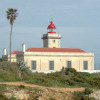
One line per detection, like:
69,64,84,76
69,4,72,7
0,82,85,92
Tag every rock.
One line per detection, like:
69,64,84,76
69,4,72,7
89,90,100,100
5,90,29,100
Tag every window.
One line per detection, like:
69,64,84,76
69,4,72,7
51,28,53,32
49,61,54,70
84,61,88,70
67,61,72,68
48,29,56,32
31,61,36,70
53,40,55,43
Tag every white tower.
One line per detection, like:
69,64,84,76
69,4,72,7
3,48,7,55
42,20,61,48
22,43,26,52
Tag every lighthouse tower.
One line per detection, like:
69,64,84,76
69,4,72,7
42,20,61,48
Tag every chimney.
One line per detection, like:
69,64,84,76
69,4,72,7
22,43,26,52
3,48,7,55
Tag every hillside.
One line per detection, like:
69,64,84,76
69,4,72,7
0,61,100,88
0,60,100,100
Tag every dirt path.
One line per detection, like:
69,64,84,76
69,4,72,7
0,82,85,92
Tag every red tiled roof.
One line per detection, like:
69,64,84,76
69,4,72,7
26,48,86,53
11,51,22,55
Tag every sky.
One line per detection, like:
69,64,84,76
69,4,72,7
0,0,100,66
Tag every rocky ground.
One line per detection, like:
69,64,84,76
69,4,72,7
89,90,100,100
0,82,100,100
0,82,85,100
5,87,75,100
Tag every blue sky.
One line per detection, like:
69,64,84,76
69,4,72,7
0,0,100,64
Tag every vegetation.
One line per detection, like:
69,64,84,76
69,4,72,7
0,58,6,62
6,8,18,62
0,61,100,89
84,88,93,95
74,88,95,100
18,85,25,89
0,91,8,100
0,84,43,100
0,61,100,99
18,61,30,71
0,84,17,100
74,93,96,100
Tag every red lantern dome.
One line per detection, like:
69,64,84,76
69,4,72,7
48,21,56,29
47,21,56,34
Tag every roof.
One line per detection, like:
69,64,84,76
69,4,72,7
26,48,86,53
11,51,22,55
48,21,56,29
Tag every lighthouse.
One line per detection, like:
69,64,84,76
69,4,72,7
42,20,61,48
47,20,56,34
2,19,94,72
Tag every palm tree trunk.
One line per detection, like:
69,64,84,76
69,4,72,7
10,24,13,62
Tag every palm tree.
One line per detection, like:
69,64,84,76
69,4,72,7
6,8,18,62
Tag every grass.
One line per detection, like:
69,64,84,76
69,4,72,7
0,61,22,82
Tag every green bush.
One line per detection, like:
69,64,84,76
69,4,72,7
84,88,93,95
80,96,96,100
0,58,7,62
65,68,77,75
19,85,25,88
73,76,84,83
17,61,30,72
74,90,95,100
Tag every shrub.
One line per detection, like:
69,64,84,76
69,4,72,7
69,82,75,86
73,76,84,83
80,96,96,100
17,61,30,72
19,85,25,88
65,68,77,75
84,88,93,95
0,58,7,62
74,90,95,100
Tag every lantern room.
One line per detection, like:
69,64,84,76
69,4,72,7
47,21,56,34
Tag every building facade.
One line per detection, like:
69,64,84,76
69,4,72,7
2,49,21,62
16,48,94,73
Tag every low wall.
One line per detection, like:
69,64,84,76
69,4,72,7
78,70,100,73
31,70,100,73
